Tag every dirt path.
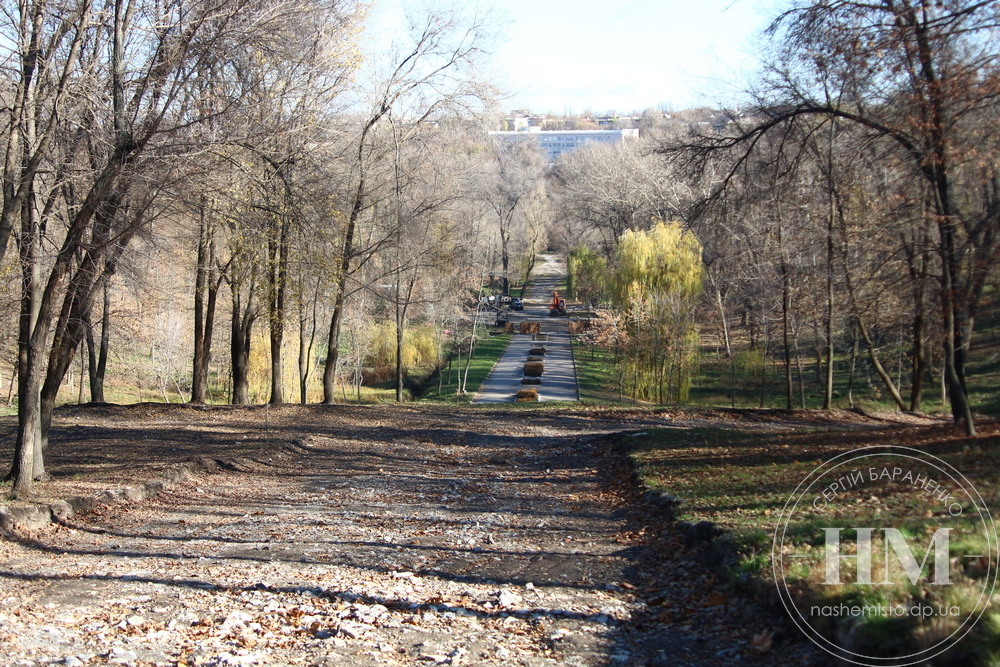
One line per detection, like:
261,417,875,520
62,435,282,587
0,405,824,666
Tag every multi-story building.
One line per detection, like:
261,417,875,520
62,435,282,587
488,127,639,163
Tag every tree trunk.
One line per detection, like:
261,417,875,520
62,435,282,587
782,284,793,410
909,8,975,435
777,212,793,410
939,221,975,434
10,256,40,492
823,121,837,410
855,315,907,410
910,296,926,412
89,279,111,403
191,206,219,404
268,214,289,405
322,291,346,404
298,278,319,405
793,323,806,409
716,288,732,358
77,342,85,404
395,308,405,403
759,317,768,408
323,108,388,405
901,222,930,413
5,363,14,407
461,314,481,395
501,245,510,296
191,205,211,403
847,321,859,408
231,286,254,405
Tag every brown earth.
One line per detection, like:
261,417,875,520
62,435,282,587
0,403,874,666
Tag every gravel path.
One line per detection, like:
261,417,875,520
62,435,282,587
0,405,825,666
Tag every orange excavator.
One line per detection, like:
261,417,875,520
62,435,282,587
549,290,567,317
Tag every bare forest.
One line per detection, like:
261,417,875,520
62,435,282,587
2,0,999,498
558,0,1000,437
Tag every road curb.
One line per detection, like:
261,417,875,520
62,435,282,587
0,457,221,536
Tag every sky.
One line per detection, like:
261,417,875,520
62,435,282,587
364,0,781,115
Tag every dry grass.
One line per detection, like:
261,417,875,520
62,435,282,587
523,362,544,377
515,388,539,402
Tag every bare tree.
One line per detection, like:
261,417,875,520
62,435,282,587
482,140,544,295
321,7,496,404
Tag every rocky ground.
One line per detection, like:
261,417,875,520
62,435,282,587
0,404,828,666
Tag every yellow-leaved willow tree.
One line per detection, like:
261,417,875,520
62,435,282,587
611,221,703,403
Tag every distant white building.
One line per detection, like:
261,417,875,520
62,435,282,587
488,128,639,163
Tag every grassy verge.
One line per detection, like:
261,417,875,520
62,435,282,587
572,338,625,404
422,331,511,402
689,349,950,413
572,336,997,415
624,420,1000,664
567,294,1000,413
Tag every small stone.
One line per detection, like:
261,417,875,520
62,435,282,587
497,590,520,608
220,611,252,630
337,621,366,639
108,648,138,665
64,658,85,667
549,628,571,641
207,652,262,666
126,616,145,626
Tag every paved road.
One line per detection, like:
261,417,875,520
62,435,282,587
474,255,580,404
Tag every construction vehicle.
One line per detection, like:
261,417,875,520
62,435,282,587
549,290,567,316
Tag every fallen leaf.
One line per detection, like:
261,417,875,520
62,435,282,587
751,628,773,654
705,592,727,607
